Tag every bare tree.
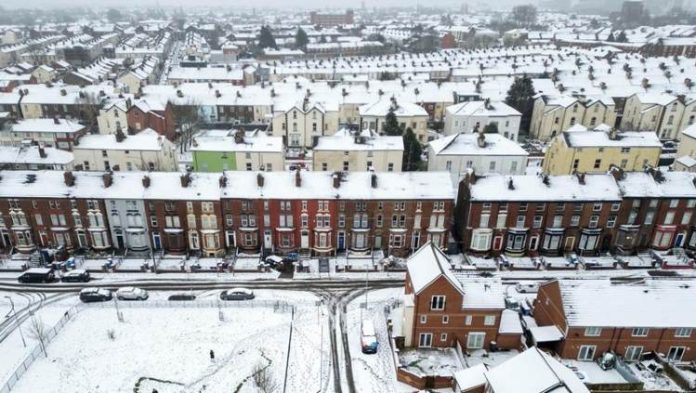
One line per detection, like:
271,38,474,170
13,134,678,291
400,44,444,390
27,315,49,357
75,91,103,134
253,362,278,393
171,97,202,154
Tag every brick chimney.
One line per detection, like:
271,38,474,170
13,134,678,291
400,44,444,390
257,173,265,188
219,175,227,188
371,173,377,188
102,172,113,188
38,144,47,159
142,175,151,188
234,130,244,144
53,117,60,125
332,172,340,188
180,173,191,187
295,169,301,188
63,171,75,187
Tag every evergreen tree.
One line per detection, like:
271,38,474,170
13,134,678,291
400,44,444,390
295,27,308,50
483,123,499,134
616,31,628,43
258,26,277,50
402,128,422,171
382,110,403,136
505,75,535,133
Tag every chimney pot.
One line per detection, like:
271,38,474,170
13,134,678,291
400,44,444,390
295,169,302,188
257,173,265,188
371,173,378,188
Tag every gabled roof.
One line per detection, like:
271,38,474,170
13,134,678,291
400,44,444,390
406,242,462,295
485,347,590,393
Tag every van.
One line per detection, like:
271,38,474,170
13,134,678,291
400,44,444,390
360,320,378,354
17,268,55,283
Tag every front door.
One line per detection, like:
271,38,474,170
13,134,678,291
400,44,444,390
77,231,87,248
675,233,686,248
354,233,365,249
263,230,272,251
152,232,161,251
1,230,10,249
301,230,309,249
337,231,345,251
115,231,125,249
226,231,235,248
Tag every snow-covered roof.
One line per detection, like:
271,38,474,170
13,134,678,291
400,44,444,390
559,279,696,328
445,100,520,117
485,348,590,393
0,145,73,165
469,174,622,202
499,309,523,335
681,124,696,140
453,364,488,391
359,97,428,117
429,133,528,157
75,129,167,151
563,130,662,148
0,170,454,202
191,130,283,153
406,242,462,295
618,171,696,198
314,132,403,152
11,118,85,134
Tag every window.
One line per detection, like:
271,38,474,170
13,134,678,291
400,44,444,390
593,159,601,169
419,315,427,324
578,345,596,361
607,215,616,228
484,315,496,326
150,216,158,227
668,346,686,362
466,332,485,349
442,315,449,324
625,346,643,361
465,315,473,325
533,215,543,229
431,295,445,310
682,212,693,225
480,213,490,228
418,333,433,348
585,327,602,337
343,161,349,171
675,328,692,338
470,229,492,251
664,211,675,225
496,213,507,228
632,327,649,337
515,215,526,228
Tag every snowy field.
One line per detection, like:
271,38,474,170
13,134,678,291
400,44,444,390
8,290,330,393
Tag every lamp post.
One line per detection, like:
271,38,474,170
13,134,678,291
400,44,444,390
4,296,26,347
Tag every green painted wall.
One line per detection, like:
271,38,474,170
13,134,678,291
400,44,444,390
192,151,238,172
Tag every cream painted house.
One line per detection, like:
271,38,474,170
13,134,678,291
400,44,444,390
543,128,662,175
30,65,56,84
443,99,521,140
312,129,403,172
73,128,178,171
675,125,696,172
530,96,587,141
271,99,340,149
621,93,683,139
191,129,285,172
359,97,429,143
97,99,129,134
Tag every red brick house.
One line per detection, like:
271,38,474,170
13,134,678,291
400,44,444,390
403,243,522,350
534,279,696,362
127,98,176,141
456,173,623,257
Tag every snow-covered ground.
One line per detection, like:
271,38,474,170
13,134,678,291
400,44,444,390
7,290,329,393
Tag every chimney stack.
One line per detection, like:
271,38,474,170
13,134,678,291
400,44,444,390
180,173,191,187
577,172,586,185
477,132,486,148
371,173,378,188
53,117,60,125
257,173,265,188
142,175,151,188
507,177,515,190
234,130,244,144
219,175,227,188
38,144,46,159
295,169,301,188
63,171,75,187
332,172,340,188
102,172,113,188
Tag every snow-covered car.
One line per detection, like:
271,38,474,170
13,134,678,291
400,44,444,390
116,287,149,301
79,288,112,303
220,288,255,301
61,269,90,282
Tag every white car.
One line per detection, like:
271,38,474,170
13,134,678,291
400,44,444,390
116,287,149,301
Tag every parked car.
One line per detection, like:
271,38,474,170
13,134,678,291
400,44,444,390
79,288,112,303
360,320,379,354
515,282,540,293
61,269,90,282
264,255,285,268
168,293,196,301
17,268,55,284
220,288,255,301
116,287,149,301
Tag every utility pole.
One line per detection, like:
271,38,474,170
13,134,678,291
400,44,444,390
4,296,26,347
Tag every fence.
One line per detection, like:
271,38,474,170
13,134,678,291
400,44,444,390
0,298,304,392
0,305,81,393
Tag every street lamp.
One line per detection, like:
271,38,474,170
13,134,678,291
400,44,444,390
4,296,26,347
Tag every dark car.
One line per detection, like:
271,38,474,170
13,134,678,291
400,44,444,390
168,293,196,301
79,288,113,303
220,288,255,301
61,269,90,282
18,268,55,284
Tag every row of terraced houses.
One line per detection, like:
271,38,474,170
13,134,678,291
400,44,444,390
0,170,453,257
